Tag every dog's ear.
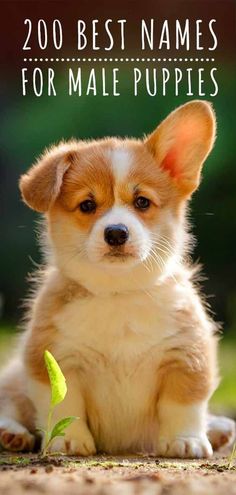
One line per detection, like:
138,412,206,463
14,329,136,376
19,143,78,212
145,100,216,195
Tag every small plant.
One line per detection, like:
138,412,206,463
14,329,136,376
41,350,78,457
227,443,236,469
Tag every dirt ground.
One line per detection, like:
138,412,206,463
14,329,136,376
0,450,236,495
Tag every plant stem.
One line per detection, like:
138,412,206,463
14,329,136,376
228,443,236,469
41,403,54,457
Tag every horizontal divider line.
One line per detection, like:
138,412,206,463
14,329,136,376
23,57,215,63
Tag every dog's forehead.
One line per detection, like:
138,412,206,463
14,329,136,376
99,140,156,187
105,147,133,183
67,139,165,197
74,140,146,187
103,143,163,192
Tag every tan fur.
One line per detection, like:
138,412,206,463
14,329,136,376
0,100,234,458
146,100,216,195
154,275,219,406
24,269,90,383
0,360,36,432
50,143,179,236
157,338,218,404
150,269,217,403
19,143,77,212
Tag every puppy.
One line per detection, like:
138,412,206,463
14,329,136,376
0,101,235,457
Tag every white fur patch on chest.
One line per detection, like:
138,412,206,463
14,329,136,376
46,283,207,453
53,288,179,371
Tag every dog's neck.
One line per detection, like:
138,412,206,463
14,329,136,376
55,254,182,296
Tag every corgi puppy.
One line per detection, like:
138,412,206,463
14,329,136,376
0,101,235,458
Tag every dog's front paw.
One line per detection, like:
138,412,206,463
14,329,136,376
207,415,236,450
46,423,96,456
0,418,35,452
156,435,213,459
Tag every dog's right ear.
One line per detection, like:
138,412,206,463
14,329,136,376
19,142,78,212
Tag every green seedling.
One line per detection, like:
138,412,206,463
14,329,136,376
41,350,78,457
227,442,236,469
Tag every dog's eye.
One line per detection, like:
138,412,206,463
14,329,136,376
134,196,151,210
79,200,96,213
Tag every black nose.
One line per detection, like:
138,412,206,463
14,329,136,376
104,224,129,246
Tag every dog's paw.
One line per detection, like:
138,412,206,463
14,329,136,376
156,435,213,459
207,415,236,450
0,418,35,452
46,423,96,456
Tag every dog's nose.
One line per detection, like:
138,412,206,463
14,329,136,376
104,224,129,246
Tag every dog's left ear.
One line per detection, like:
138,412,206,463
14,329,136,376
145,100,216,195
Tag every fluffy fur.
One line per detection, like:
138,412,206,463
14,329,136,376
0,100,235,457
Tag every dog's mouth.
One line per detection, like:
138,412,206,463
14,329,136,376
103,248,135,262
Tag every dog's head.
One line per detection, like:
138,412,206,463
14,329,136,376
20,101,216,292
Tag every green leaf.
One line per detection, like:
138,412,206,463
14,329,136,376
44,350,67,406
35,427,46,434
49,416,79,442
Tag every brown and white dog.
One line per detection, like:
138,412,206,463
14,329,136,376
0,101,234,457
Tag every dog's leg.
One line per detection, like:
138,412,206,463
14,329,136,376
155,348,218,459
207,414,236,450
28,370,96,456
156,400,212,458
155,409,236,457
0,359,35,452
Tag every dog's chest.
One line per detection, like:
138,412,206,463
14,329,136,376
53,289,177,372
52,289,182,451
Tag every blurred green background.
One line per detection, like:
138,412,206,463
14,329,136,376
0,0,236,414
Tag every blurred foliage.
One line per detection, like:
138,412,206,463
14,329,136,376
0,64,236,334
211,338,236,413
